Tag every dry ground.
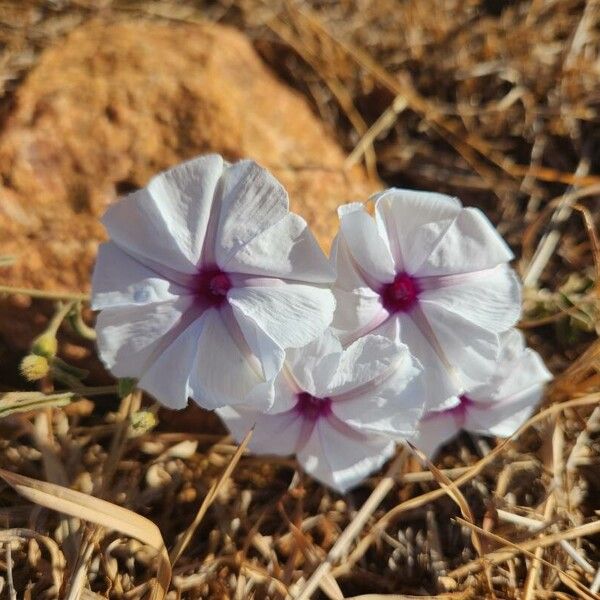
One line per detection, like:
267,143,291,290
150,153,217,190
1,1,600,598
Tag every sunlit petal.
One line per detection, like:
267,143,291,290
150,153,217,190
92,242,186,309
374,188,461,269
190,308,273,410
95,296,194,382
102,154,224,278
222,213,335,283
419,264,521,333
338,202,395,285
215,160,289,267
297,417,395,493
229,285,335,350
411,409,461,458
217,406,304,456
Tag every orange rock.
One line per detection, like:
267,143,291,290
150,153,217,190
0,19,376,294
0,19,377,352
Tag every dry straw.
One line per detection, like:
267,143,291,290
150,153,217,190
1,0,600,598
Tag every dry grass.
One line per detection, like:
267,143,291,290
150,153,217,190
1,0,600,598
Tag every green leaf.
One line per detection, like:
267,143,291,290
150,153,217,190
118,378,137,399
0,391,73,419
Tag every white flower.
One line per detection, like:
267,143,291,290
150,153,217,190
333,189,522,410
218,329,423,492
92,154,335,410
412,329,552,457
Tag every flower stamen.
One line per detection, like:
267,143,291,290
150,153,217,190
194,268,232,307
380,272,420,313
295,392,332,421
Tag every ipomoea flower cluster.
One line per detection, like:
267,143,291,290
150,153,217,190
92,154,552,492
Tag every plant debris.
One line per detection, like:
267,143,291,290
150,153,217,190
1,1,600,598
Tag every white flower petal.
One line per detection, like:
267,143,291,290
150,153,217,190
230,307,288,403
331,235,369,292
416,302,501,393
327,330,407,395
190,308,272,410
95,296,194,381
215,160,289,267
407,207,514,277
374,189,462,269
470,329,552,402
297,417,395,493
331,233,389,342
411,410,461,458
269,374,303,414
338,203,395,285
217,406,304,456
414,329,551,452
387,315,461,410
138,315,205,409
419,265,521,333
331,286,386,344
102,154,224,278
331,346,424,437
232,307,298,413
461,329,551,437
465,396,539,438
92,242,186,310
228,285,335,350
285,331,342,398
222,213,335,283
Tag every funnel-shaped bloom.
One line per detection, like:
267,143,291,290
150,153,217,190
218,329,422,492
333,189,521,410
412,329,552,457
92,155,335,410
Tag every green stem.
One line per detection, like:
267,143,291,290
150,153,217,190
68,302,97,341
0,285,89,302
52,357,89,379
47,301,77,337
78,385,118,396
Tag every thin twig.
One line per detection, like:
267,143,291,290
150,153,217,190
169,427,254,566
523,153,592,287
5,542,16,600
294,449,407,600
448,518,600,581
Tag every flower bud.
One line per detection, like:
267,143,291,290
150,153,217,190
31,332,58,358
129,411,158,437
20,354,50,382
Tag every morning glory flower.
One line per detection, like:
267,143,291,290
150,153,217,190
411,329,552,457
92,154,335,410
218,329,422,492
333,189,522,411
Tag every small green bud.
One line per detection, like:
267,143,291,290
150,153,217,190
20,354,50,382
31,332,58,358
129,411,158,437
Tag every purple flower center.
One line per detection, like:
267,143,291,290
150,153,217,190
380,272,421,313
295,392,332,421
194,267,232,307
447,394,473,422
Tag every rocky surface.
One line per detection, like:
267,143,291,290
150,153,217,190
0,19,377,352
